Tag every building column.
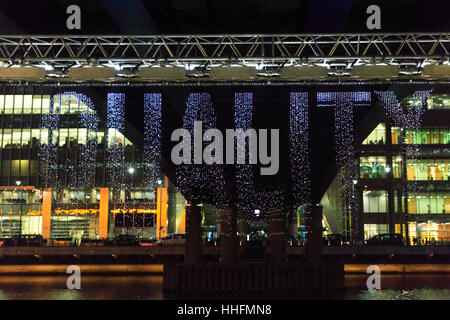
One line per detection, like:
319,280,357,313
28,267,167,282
185,204,202,264
99,188,109,240
156,176,168,240
167,182,177,234
219,206,237,264
41,188,52,241
268,211,286,264
306,205,323,263
386,121,396,234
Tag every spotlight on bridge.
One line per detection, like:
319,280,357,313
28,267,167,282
399,64,421,76
115,68,137,78
256,66,281,78
186,66,210,78
45,68,67,79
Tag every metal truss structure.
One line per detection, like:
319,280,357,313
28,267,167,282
0,33,449,81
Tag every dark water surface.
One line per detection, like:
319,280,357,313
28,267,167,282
0,274,449,300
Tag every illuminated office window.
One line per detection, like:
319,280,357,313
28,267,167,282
362,123,386,145
107,128,133,148
11,129,22,147
408,192,450,214
1,129,12,148
363,190,388,213
391,127,402,144
58,129,68,147
23,95,33,114
32,95,42,114
360,156,387,178
363,224,389,239
41,95,51,114
0,94,4,113
13,95,23,114
405,128,450,144
4,95,13,114
427,94,450,110
406,160,449,181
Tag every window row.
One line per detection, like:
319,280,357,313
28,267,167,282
363,190,388,213
363,124,450,145
114,212,156,228
408,192,450,214
406,160,450,181
0,94,94,115
0,128,133,148
359,156,402,179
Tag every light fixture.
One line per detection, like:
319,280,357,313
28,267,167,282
157,179,163,185
352,179,358,185
128,167,135,174
385,165,391,173
15,180,21,186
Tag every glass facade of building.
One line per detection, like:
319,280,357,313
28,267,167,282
357,94,450,243
0,93,167,243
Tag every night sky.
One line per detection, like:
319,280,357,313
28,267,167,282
0,0,448,34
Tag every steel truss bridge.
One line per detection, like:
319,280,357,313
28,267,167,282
0,33,449,82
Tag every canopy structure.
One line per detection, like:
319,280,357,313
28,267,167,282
0,33,449,82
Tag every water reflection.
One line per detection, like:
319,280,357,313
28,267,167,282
0,275,164,300
0,274,448,300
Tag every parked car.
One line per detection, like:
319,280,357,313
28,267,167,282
105,234,141,246
287,234,301,247
365,233,404,246
154,233,185,247
139,239,157,247
323,234,345,247
2,235,46,247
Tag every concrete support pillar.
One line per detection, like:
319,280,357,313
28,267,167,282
167,183,177,234
237,219,249,241
219,207,237,264
156,177,168,239
99,188,109,240
386,121,396,234
185,204,202,264
268,211,286,264
41,188,52,241
306,205,323,263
